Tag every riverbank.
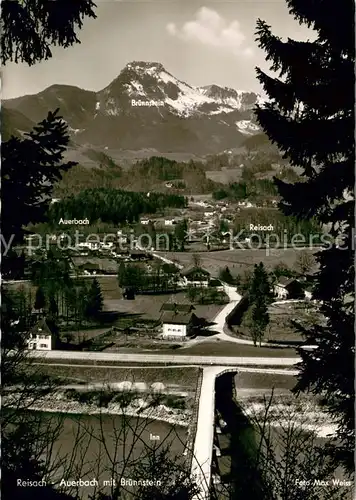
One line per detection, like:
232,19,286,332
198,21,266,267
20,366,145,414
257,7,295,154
4,391,192,427
237,390,337,438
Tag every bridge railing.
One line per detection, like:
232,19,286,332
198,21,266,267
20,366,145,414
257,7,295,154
186,367,204,471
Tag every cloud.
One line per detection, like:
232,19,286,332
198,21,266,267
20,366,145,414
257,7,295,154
166,7,253,57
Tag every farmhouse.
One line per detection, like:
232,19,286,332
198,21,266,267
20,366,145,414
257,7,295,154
161,311,194,339
209,279,224,292
129,249,151,261
160,302,195,313
75,258,118,275
181,266,211,288
27,318,52,350
76,241,100,251
78,262,101,275
274,277,303,300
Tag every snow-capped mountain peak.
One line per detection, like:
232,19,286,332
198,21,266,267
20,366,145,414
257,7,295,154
97,61,262,119
3,61,263,154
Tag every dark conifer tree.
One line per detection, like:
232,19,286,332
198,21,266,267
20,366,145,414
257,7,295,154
34,286,46,312
48,294,58,319
117,262,126,287
251,296,269,347
2,110,76,246
85,278,104,319
249,262,271,303
255,0,355,472
219,266,235,285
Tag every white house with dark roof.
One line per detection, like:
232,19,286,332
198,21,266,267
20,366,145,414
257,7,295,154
180,266,211,288
27,318,53,350
273,277,303,300
161,311,194,339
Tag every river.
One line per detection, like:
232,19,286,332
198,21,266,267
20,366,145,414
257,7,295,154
29,411,188,499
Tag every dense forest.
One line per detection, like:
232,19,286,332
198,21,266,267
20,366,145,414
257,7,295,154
213,164,300,203
53,150,296,198
54,154,218,196
48,188,187,225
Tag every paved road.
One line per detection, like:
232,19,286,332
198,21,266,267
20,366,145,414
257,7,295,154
29,350,300,366
152,253,301,349
212,285,305,348
151,252,184,269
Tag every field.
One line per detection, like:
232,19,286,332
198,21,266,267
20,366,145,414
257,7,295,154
266,301,321,342
72,257,118,273
205,167,243,185
5,276,223,324
36,363,201,389
103,288,222,322
6,277,222,322
96,276,122,300
158,248,317,277
3,276,119,297
235,371,296,391
233,300,322,344
180,339,296,358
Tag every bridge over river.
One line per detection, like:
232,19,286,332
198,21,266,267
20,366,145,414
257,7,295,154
29,351,299,498
190,366,298,500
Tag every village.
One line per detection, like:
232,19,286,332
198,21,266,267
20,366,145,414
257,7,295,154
12,212,320,354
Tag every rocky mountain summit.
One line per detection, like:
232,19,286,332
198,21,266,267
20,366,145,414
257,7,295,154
3,61,264,154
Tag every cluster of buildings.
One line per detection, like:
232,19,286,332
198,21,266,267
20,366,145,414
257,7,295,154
273,275,315,301
21,262,318,351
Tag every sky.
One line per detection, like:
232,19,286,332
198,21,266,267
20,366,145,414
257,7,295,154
2,0,314,100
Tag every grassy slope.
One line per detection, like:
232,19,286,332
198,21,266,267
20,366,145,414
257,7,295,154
36,364,201,388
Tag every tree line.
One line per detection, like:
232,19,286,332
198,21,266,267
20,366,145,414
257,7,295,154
4,255,104,338
118,262,180,294
55,155,217,196
213,164,300,204
47,188,187,226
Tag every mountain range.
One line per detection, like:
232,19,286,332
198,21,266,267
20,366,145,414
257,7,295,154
2,61,264,155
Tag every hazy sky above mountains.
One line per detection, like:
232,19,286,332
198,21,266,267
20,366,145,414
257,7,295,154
2,0,313,99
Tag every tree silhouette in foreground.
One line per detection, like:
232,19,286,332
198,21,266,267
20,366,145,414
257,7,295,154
247,390,352,500
255,0,355,472
1,313,205,500
2,110,77,247
1,0,97,66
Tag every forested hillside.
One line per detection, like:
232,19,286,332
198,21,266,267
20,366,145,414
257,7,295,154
48,188,187,225
53,155,218,196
